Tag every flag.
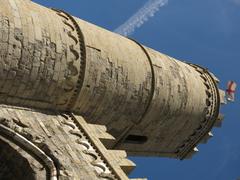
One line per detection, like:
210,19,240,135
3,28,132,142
226,81,237,102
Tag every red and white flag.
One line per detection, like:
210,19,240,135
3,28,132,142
226,81,237,102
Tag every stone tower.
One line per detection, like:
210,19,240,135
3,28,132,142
0,0,226,179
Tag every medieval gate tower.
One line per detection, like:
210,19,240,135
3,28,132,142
0,0,226,179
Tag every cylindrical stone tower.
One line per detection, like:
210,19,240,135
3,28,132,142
0,0,225,171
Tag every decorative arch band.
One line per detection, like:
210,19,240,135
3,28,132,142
52,8,87,111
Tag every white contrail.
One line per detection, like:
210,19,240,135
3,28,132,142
114,0,168,36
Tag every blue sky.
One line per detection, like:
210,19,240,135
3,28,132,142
33,0,240,179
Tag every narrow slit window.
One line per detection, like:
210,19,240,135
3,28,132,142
124,135,148,144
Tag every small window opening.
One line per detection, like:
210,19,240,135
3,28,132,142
124,135,148,144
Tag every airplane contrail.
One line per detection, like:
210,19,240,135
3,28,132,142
114,0,168,36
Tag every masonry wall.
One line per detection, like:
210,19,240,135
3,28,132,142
0,0,222,160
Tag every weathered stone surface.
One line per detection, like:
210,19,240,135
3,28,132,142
0,105,136,180
0,0,224,179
